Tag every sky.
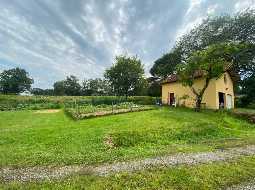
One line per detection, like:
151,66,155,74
0,0,254,88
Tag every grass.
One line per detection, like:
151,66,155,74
0,107,255,168
234,108,255,114
1,156,255,189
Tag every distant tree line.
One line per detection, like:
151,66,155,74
0,56,161,97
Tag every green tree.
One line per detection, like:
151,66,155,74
64,75,81,96
151,10,255,82
177,43,248,111
104,55,146,97
53,80,65,96
147,77,161,97
53,75,81,96
150,49,182,78
240,74,255,107
176,10,255,77
82,78,111,96
0,67,33,94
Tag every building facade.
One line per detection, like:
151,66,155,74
161,72,235,109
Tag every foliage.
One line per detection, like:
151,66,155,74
104,55,147,97
150,49,182,78
53,80,66,95
176,10,255,77
0,67,33,94
53,75,81,96
82,78,111,96
147,77,161,97
177,42,249,111
31,88,54,96
0,95,157,111
240,74,255,107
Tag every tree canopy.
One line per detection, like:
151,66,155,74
53,75,81,96
0,68,33,94
150,49,182,78
151,10,255,80
104,55,147,97
176,10,255,78
82,78,111,96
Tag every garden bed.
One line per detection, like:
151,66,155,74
65,103,155,120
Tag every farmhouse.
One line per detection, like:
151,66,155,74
162,72,235,109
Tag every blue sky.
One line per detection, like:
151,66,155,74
0,0,254,88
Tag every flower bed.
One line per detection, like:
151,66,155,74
65,103,155,120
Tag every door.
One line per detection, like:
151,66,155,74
226,94,233,109
170,93,175,106
218,92,225,109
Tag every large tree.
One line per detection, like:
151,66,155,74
151,10,255,81
82,78,111,96
53,75,81,96
177,42,249,111
240,74,255,106
150,49,182,78
53,80,65,96
0,68,33,94
176,10,255,78
104,55,147,97
63,75,81,96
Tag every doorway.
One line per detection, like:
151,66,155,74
218,92,225,109
169,93,175,106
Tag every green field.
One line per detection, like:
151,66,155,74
1,106,255,189
1,107,255,167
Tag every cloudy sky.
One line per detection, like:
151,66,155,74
0,0,254,88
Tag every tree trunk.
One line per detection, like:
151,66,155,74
191,76,211,112
195,95,202,112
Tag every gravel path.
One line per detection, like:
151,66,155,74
226,180,255,190
1,145,255,182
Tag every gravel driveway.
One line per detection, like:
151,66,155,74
1,145,255,182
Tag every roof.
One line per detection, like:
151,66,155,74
162,70,237,85
161,70,204,84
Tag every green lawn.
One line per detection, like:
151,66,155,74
1,107,255,168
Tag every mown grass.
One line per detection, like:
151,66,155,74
1,156,255,189
0,107,255,168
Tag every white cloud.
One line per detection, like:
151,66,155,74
0,0,253,88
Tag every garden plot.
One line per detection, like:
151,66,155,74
65,103,155,120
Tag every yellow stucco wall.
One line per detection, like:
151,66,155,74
215,72,235,109
162,72,234,109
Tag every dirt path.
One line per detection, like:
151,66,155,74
1,145,255,182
